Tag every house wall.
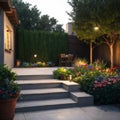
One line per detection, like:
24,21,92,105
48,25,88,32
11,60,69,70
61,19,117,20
0,10,4,65
66,22,76,35
4,12,14,68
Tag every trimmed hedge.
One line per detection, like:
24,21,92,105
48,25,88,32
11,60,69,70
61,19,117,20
16,29,68,65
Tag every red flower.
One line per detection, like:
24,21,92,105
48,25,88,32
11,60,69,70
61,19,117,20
9,94,13,97
0,90,2,94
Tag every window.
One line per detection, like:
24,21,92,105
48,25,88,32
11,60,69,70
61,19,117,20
5,26,12,52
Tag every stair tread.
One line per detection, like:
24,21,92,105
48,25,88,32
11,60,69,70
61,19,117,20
71,92,93,97
21,88,67,94
17,79,61,84
62,81,80,86
16,98,76,108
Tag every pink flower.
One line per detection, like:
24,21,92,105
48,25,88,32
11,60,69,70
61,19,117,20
0,90,2,94
107,82,112,85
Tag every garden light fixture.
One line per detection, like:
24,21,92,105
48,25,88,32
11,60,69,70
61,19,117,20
34,54,37,58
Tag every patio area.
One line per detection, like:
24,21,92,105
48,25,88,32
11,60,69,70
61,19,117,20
13,67,120,120
14,105,120,120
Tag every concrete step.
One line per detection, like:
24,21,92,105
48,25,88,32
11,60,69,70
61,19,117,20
62,81,81,92
20,88,69,101
70,92,94,107
17,74,53,80
17,79,62,90
16,98,77,112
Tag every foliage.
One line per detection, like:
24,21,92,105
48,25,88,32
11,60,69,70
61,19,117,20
74,69,112,92
68,0,120,39
91,76,120,104
93,59,107,70
20,61,55,67
21,62,30,67
68,0,120,67
11,0,64,32
53,59,120,104
71,65,118,104
53,68,71,80
111,66,120,76
0,65,20,99
16,29,68,65
68,0,103,64
73,58,88,67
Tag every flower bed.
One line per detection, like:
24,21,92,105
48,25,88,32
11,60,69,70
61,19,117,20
53,63,120,104
91,76,120,104
16,61,55,67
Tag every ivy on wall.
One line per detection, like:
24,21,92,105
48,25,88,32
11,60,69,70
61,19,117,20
16,29,68,65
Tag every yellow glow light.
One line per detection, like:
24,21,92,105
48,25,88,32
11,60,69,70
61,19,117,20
94,26,99,31
34,54,37,58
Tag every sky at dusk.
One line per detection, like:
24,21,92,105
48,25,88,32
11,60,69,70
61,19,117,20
23,0,72,30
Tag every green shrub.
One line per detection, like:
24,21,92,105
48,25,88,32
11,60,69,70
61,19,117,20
93,59,107,70
74,69,108,92
53,63,120,104
53,68,71,80
16,29,68,65
91,76,120,104
73,58,88,67
0,65,20,99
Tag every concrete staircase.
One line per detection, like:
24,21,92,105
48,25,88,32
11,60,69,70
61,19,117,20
16,74,94,112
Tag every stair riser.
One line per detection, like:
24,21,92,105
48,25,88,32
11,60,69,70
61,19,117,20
62,84,81,92
20,92,69,101
19,83,62,90
17,75,53,80
70,94,94,106
16,103,77,113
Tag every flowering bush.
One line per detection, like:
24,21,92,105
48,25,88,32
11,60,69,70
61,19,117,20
74,69,110,92
53,61,120,104
91,76,120,104
71,65,118,104
53,67,71,80
111,66,120,76
93,59,107,70
73,58,88,67
0,65,20,99
36,61,46,67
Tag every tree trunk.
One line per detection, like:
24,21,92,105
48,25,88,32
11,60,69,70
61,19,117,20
90,40,93,64
109,44,114,68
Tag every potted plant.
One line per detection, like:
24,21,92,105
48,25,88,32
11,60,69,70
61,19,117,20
0,65,20,120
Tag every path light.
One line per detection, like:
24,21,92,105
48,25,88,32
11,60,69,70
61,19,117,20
34,54,37,63
94,26,99,31
34,54,37,58
69,75,72,82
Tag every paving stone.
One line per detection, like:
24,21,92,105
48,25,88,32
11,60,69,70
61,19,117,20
16,98,77,112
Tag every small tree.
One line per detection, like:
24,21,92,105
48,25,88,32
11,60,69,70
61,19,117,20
11,0,64,32
68,0,102,64
68,0,120,67
95,0,120,68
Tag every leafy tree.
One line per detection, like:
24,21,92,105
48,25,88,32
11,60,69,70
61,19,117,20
11,0,41,29
68,0,102,64
68,0,120,67
11,0,64,32
38,15,57,31
54,24,65,32
94,0,120,68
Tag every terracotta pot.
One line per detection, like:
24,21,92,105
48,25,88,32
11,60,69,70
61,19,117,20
0,97,18,120
16,60,21,67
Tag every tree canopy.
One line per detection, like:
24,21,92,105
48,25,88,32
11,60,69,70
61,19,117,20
68,0,120,67
11,0,64,32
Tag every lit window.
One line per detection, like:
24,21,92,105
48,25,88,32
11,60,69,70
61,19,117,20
5,26,12,52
